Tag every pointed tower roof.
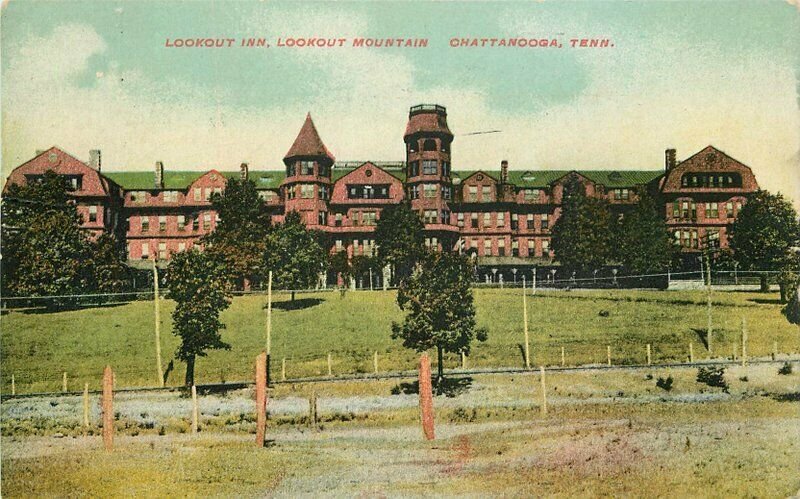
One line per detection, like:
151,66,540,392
284,113,335,162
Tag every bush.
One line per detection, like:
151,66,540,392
778,362,793,375
697,367,728,392
656,376,674,391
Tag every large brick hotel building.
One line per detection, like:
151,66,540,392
4,104,759,273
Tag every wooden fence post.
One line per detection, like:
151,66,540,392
689,342,694,363
461,351,466,369
374,351,379,374
309,391,318,430
10,374,15,396
327,352,333,377
646,344,652,366
83,382,90,428
419,353,435,441
741,317,748,367
191,385,199,434
102,366,113,451
607,346,611,366
522,280,530,369
281,357,286,381
63,372,68,392
255,352,267,447
772,341,777,361
561,347,565,367
540,366,548,416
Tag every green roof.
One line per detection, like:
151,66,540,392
104,167,661,190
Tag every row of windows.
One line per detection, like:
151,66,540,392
285,184,330,200
408,138,450,154
673,228,722,249
286,160,329,177
348,184,390,199
408,160,451,177
134,241,192,260
334,238,376,256
672,200,742,220
132,213,217,232
457,212,549,230
681,172,742,188
463,237,551,257
408,184,452,200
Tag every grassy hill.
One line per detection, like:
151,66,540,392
2,288,797,393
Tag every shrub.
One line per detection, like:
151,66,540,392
656,375,674,391
778,362,793,375
697,367,728,392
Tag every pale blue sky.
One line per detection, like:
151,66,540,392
2,1,798,204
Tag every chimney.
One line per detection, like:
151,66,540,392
665,149,676,171
155,161,164,189
500,160,509,183
89,149,102,171
240,162,249,181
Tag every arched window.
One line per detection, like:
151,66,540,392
423,139,437,151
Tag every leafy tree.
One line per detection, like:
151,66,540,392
374,202,425,285
551,176,613,275
730,190,800,291
167,249,232,386
351,254,380,289
204,177,271,289
392,251,487,388
89,233,132,294
781,274,800,326
616,190,676,274
1,171,93,304
264,211,327,301
328,250,352,296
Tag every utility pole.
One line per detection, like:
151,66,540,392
152,260,164,387
523,279,530,369
706,252,713,357
266,270,273,387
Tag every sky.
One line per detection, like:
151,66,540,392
2,1,799,207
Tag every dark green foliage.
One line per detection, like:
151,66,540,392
656,375,674,391
328,251,352,293
89,233,132,293
392,252,488,385
696,366,728,391
167,249,232,386
204,177,271,288
263,211,327,299
374,202,425,284
616,190,676,274
350,255,380,288
1,171,92,300
777,362,793,375
730,190,800,273
551,176,613,274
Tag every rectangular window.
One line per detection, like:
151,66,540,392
673,201,680,218
177,215,186,231
88,205,98,223
528,238,536,257
511,214,519,230
158,242,167,260
409,161,419,177
131,191,147,203
335,213,343,227
424,210,438,224
496,212,505,227
526,214,534,230
483,212,491,227
178,242,186,252
158,216,166,232
613,189,630,200
335,239,343,252
497,238,506,256
705,202,719,218
726,202,734,217
317,211,327,226
471,213,478,228
457,212,464,228
141,216,150,232
318,185,329,200
423,184,437,198
286,163,296,176
353,239,360,255
300,184,315,199
141,242,149,259
300,161,314,175
203,213,211,230
542,239,550,253
481,185,491,202
163,191,178,202
442,161,450,177
483,238,492,256
362,211,377,226
524,189,540,201
422,160,437,175
468,185,478,202
442,185,451,200
286,185,296,200
319,163,328,177
192,216,199,231
541,214,549,230
193,188,202,201
511,239,519,257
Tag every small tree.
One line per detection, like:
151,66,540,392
616,190,676,275
782,273,800,326
328,250,352,296
90,233,132,294
167,249,232,386
730,190,800,291
392,252,487,389
264,211,327,301
551,176,613,275
204,177,271,289
374,202,425,285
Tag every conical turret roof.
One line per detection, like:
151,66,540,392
284,113,335,162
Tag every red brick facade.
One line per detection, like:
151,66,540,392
3,105,761,267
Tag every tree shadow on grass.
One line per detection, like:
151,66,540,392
691,328,710,350
20,302,129,315
270,298,325,311
747,297,783,305
770,392,800,402
391,376,473,398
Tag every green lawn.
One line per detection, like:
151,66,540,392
1,288,798,392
